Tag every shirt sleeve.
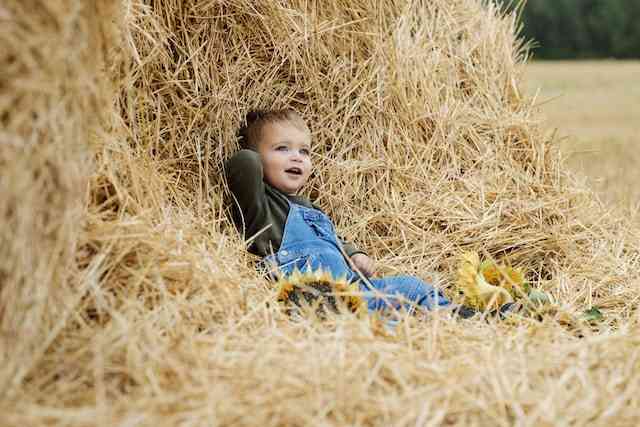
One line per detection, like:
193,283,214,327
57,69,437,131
224,149,268,238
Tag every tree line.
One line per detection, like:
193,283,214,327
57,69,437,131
501,0,640,59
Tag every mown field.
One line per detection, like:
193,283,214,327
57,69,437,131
525,60,640,209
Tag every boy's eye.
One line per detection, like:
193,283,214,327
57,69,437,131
276,146,288,151
300,149,310,156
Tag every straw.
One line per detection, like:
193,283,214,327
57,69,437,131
2,0,640,425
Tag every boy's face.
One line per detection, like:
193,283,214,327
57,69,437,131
256,120,312,195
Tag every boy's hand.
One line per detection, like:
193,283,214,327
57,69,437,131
350,253,375,277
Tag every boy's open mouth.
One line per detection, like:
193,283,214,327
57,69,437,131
285,167,303,176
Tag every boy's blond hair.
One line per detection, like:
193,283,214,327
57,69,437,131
237,109,309,150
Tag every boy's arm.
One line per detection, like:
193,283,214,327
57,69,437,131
340,238,366,258
224,149,267,236
338,237,374,277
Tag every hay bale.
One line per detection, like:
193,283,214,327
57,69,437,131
3,0,640,425
0,0,118,400
110,0,636,305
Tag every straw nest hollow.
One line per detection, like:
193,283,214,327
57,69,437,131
2,0,640,425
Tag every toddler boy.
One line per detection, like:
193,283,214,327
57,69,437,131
225,109,457,315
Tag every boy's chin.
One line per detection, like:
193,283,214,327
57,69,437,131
284,185,303,195
279,180,305,195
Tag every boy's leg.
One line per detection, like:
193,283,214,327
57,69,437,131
363,275,451,312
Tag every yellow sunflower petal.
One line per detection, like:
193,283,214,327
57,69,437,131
480,260,501,285
499,266,526,296
473,273,513,310
456,252,514,310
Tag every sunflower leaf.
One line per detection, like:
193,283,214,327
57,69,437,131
581,307,604,322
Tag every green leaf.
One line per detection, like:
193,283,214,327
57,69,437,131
581,307,604,322
527,289,550,306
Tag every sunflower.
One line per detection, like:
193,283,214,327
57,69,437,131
456,252,514,311
479,259,528,298
276,267,365,316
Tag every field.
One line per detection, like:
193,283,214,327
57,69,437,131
525,60,640,209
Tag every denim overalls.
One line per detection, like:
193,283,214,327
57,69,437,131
262,202,451,313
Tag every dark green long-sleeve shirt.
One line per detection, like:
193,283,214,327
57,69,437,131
224,149,364,259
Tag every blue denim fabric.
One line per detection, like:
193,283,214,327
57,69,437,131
262,202,451,313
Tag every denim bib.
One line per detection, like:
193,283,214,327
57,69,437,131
262,203,357,282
